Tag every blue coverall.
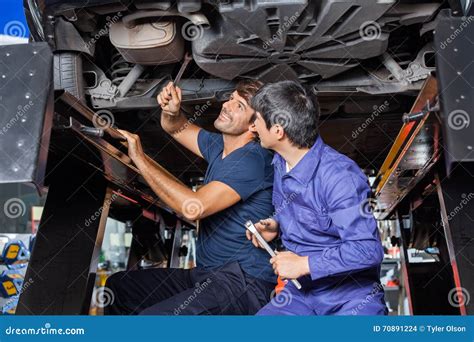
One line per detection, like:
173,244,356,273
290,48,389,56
257,137,387,315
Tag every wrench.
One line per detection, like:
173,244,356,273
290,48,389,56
245,220,302,290
173,52,193,85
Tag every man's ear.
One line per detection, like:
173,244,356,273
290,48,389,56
248,121,257,132
271,124,285,140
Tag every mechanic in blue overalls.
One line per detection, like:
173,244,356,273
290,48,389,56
248,80,387,315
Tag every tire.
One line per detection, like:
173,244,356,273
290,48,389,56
53,52,85,101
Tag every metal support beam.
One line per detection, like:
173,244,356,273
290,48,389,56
436,167,474,315
17,157,110,315
435,10,474,172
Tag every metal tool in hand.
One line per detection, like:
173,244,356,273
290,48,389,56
173,52,192,85
245,220,302,290
161,52,192,117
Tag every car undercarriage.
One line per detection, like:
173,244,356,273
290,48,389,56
24,0,449,178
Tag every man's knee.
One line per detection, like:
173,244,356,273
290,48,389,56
256,303,278,315
103,271,128,315
104,271,131,305
339,294,388,316
138,303,176,316
346,301,388,316
105,271,126,290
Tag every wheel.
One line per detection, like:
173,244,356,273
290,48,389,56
53,52,85,101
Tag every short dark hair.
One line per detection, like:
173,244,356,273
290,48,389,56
235,79,264,104
251,80,320,148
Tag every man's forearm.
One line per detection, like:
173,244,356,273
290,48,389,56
134,155,198,219
307,239,383,281
161,111,189,135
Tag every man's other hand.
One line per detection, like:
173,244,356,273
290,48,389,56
117,129,146,167
246,218,279,248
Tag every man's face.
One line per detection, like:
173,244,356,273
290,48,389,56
250,112,279,149
214,91,255,135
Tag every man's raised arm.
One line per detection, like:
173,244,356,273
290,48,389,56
157,82,203,158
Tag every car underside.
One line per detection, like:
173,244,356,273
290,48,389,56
24,0,451,180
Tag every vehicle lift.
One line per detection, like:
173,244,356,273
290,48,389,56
0,9,472,314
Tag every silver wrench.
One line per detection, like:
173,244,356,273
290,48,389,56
245,220,302,290
173,52,192,85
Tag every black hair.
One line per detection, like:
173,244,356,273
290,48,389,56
251,80,320,148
